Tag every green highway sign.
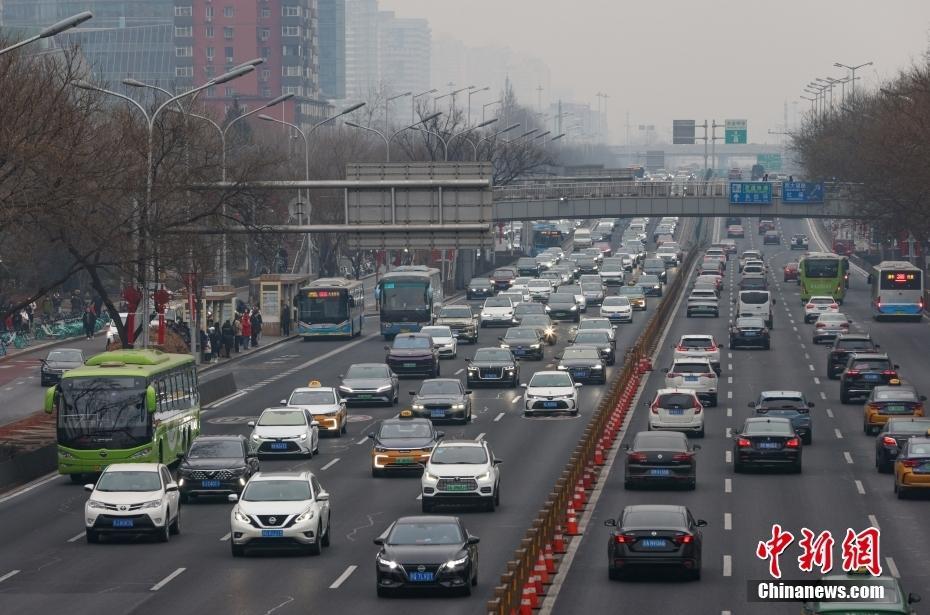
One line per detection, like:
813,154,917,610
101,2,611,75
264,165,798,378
724,119,747,144
757,153,782,171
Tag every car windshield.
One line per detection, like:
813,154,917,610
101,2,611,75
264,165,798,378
188,440,243,458
563,347,600,359
657,393,697,409
242,480,311,502
680,338,713,348
419,381,461,396
603,297,631,307
505,329,537,341
530,373,573,387
818,314,847,322
622,510,685,528
835,339,873,350
515,304,545,315
737,319,766,328
810,297,835,304
619,287,642,296
485,298,512,307
549,293,576,303
439,307,472,319
874,389,917,402
289,390,337,405
528,280,551,288
581,284,602,292
258,410,306,426
468,278,490,287
394,336,431,349
633,434,687,451
421,327,452,339
379,423,433,439
760,395,804,407
387,522,464,545
345,365,389,379
47,349,83,362
474,349,512,362
743,421,793,435
908,443,930,456
521,316,550,327
851,360,891,370
95,470,162,492
57,376,149,451
740,292,769,305
671,362,711,373
639,275,659,283
574,331,609,344
601,264,623,272
579,320,611,330
888,420,930,433
431,446,488,464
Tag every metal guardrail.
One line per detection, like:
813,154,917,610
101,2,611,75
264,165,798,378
485,216,710,614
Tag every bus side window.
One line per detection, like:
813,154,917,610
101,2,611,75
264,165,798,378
189,367,200,405
155,377,167,414
173,371,187,409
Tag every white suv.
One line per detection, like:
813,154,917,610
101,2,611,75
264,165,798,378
228,471,331,557
663,359,718,406
421,439,502,512
248,408,320,458
480,297,515,327
804,296,839,323
647,389,705,437
672,335,721,374
523,371,581,416
84,463,180,543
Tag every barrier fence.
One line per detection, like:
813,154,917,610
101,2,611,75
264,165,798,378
486,216,710,614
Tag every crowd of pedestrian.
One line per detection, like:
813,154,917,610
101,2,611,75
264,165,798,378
2,289,106,335
200,306,263,363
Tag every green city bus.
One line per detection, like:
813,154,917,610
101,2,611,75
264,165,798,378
44,349,200,481
799,251,848,303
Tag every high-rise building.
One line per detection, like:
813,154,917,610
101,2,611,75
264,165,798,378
317,0,345,100
378,11,429,96
175,0,329,130
344,0,378,101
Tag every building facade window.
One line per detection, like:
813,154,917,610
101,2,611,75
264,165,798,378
260,68,271,82
282,26,300,37
259,28,270,41
223,6,234,17
205,6,214,19
205,66,215,78
175,26,192,38
224,27,234,39
205,46,214,61
261,87,272,98
261,47,271,59
205,24,214,37
282,85,303,96
176,66,194,77
175,6,192,17
282,6,300,17
175,46,193,57
282,65,302,77
261,7,271,18
225,87,235,97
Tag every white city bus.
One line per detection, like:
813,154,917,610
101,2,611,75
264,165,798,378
870,261,924,321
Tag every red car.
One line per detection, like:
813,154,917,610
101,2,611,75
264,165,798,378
783,261,799,282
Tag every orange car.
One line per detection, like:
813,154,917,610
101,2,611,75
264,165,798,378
863,382,926,435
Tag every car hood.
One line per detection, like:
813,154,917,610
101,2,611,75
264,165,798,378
601,304,631,312
381,544,467,565
290,403,341,415
436,317,473,325
470,360,514,368
429,337,455,345
548,301,576,309
45,360,82,370
527,386,575,396
414,394,465,405
90,490,163,506
181,457,246,470
376,437,437,450
342,378,391,390
426,462,490,477
559,358,601,368
388,349,435,359
237,500,310,516
481,306,513,315
252,425,308,438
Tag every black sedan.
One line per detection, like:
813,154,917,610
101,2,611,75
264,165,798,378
466,348,519,388
40,348,84,386
339,363,399,406
499,327,544,360
749,391,814,445
176,435,258,501
465,277,495,300
519,314,558,345
571,330,616,365
545,292,580,322
557,346,606,384
839,353,899,404
763,230,780,245
623,431,699,490
826,333,880,379
728,317,770,350
512,302,549,326
733,417,802,473
385,333,440,378
409,378,472,424
605,504,706,580
875,418,930,473
374,516,479,596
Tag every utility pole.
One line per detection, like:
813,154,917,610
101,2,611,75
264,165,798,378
625,111,631,167
697,120,709,175
711,119,724,175
536,85,543,113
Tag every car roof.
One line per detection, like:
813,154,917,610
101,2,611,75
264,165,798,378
655,388,700,396
395,515,461,525
348,362,390,369
381,417,434,427
435,439,483,448
671,357,712,363
745,417,792,425
623,504,687,514
849,353,890,360
290,386,337,394
835,333,872,340
681,334,713,340
250,471,314,481
103,463,161,472
760,390,804,397
421,378,462,385
261,407,304,413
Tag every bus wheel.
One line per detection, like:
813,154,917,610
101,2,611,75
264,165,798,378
70,474,84,485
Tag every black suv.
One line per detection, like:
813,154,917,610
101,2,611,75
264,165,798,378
826,334,880,380
839,353,899,404
466,347,520,388
729,317,770,350
177,435,258,501
790,234,809,250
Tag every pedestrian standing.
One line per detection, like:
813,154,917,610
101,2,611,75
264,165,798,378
200,329,210,362
233,315,242,352
241,310,252,350
82,307,96,339
250,308,262,346
20,309,30,333
221,319,234,358
280,302,291,337
209,327,221,363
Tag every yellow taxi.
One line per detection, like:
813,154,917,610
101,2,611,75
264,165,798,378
283,381,348,437
893,434,930,499
863,380,926,435
368,410,443,477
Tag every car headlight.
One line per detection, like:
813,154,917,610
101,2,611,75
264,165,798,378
452,404,465,410
88,500,106,509
500,344,510,349
299,433,308,440
339,385,353,393
423,470,439,481
570,305,577,311
443,555,469,569
295,507,316,523
140,499,163,509
250,433,261,441
558,365,567,370
374,446,388,453
233,508,252,524
467,367,477,373
530,344,541,349
375,385,393,393
505,366,515,372
593,364,603,369
377,556,399,570
412,404,425,410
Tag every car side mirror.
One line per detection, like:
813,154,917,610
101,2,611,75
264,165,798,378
772,298,777,305
574,383,583,388
465,390,473,395
338,374,345,379
621,443,630,450
373,537,384,546
166,482,179,492
807,402,816,408
603,518,617,527
84,483,95,492
310,420,320,428
176,452,185,460
498,337,504,341
409,391,417,396
874,343,880,348
145,385,157,413
894,364,900,369
555,355,562,360
908,593,921,604
695,519,708,527
921,395,928,402
280,399,287,405
436,431,445,438
383,345,390,351
367,432,376,439
467,536,480,545
520,383,527,389
693,445,702,450
662,368,669,373
247,421,256,428
228,494,238,502
317,491,329,501
747,402,756,408
493,459,503,465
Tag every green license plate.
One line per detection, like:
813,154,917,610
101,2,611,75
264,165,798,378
394,457,415,464
445,484,472,491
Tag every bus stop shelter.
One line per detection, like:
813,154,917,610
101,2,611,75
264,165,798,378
200,286,238,332
249,273,312,336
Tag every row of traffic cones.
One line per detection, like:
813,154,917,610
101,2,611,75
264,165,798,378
518,545,562,613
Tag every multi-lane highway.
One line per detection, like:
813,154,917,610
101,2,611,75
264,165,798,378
546,216,930,614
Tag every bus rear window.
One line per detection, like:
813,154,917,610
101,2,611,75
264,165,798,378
802,259,839,278
739,292,769,305
880,270,922,291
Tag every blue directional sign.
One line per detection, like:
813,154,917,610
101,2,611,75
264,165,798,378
729,182,773,204
782,181,825,204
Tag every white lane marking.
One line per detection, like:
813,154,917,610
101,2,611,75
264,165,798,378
454,368,464,375
726,407,732,417
210,390,246,408
868,514,880,530
724,513,732,530
493,412,505,422
475,432,485,441
804,353,810,360
723,611,732,615
512,395,522,404
820,392,827,400
150,567,186,591
727,391,732,399
727,363,733,371
826,408,834,418
885,557,899,578
329,565,358,589
0,472,59,505
800,343,806,349
727,352,733,359
725,478,732,493
66,531,85,543
727,376,733,384
723,555,732,577
220,532,231,541
415,493,422,500
813,377,820,385
0,570,20,584
854,480,866,495
725,427,732,438
808,364,814,371
355,436,369,446
844,452,854,464
321,458,340,471
793,326,798,332
725,450,732,464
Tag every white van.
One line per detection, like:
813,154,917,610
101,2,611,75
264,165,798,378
573,228,593,248
736,290,775,328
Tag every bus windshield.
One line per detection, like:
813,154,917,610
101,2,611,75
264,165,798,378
57,376,150,450
380,280,430,321
802,259,839,278
300,290,347,323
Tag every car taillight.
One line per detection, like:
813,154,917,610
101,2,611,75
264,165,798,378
667,372,680,378
676,344,685,351
882,370,897,376
737,438,751,447
916,404,925,415
672,453,693,462
786,438,801,448
815,323,826,328
615,533,635,544
650,402,660,414
805,304,815,309
707,345,717,351
694,403,703,414
845,369,860,376
901,459,920,468
627,452,647,463
882,436,898,447
703,372,716,379
673,534,694,545
830,303,838,308
867,403,881,414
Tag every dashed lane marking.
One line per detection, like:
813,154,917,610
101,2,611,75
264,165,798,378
820,392,827,400
813,377,820,385
220,532,231,541
723,555,732,577
151,567,186,591
329,565,358,589
835,429,844,440
0,570,21,584
725,450,732,464
885,557,899,578
512,395,522,404
844,452,853,464
355,436,369,446
475,432,485,441
66,531,85,543
724,513,732,530
725,478,732,493
321,458,340,471
726,407,732,417
868,514,880,530
855,480,866,495
494,412,505,422
826,408,834,418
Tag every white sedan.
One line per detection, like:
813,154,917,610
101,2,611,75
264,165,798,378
84,463,180,543
420,325,458,359
804,296,839,323
248,408,320,458
480,297,515,327
523,371,582,416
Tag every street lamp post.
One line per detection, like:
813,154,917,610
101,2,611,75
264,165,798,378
482,100,502,123
446,118,497,161
73,64,256,348
345,111,442,162
0,11,93,55
385,91,411,132
412,88,437,124
834,61,873,101
472,122,520,161
466,86,489,126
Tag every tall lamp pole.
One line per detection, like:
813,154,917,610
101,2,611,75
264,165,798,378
0,11,92,55
447,118,497,160
833,61,873,100
385,91,411,132
466,86,489,126
472,122,520,160
345,111,442,162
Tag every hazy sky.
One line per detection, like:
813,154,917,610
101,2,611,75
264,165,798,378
380,0,930,144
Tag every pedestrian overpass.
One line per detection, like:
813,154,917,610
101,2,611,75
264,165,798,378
491,180,864,222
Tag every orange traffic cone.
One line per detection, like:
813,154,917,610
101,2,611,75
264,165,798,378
553,530,567,553
523,581,539,608
594,445,605,465
536,555,550,585
520,595,533,615
566,509,580,535
544,543,557,573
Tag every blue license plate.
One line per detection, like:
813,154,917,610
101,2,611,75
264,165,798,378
865,374,880,381
668,408,684,415
201,480,221,488
261,529,284,538
270,442,288,450
543,401,559,408
649,469,671,476
639,538,667,549
758,442,781,449
409,571,434,582
743,331,757,336
112,518,134,528
684,376,698,382
403,363,416,368
430,409,445,418
574,370,589,378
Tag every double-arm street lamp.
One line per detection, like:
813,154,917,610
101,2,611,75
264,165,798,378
472,122,521,160
345,111,442,162
834,61,872,100
482,99,502,123
385,91,411,132
466,86,490,125
0,11,93,55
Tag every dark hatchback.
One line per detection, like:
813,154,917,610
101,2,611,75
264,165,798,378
409,379,472,424
571,330,616,365
733,417,802,473
515,257,541,277
374,516,479,596
749,391,814,444
826,334,880,379
623,431,699,490
763,230,780,245
177,435,258,500
466,348,519,388
576,257,599,274
875,418,930,472
499,327,544,360
385,333,440,378
547,292,580,322
728,317,770,349
40,348,85,386
465,277,495,300
512,301,549,325
839,353,899,404
557,346,606,384
605,504,706,580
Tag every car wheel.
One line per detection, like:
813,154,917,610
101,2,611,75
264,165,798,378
608,567,622,581
471,565,478,587
803,432,812,445
231,542,245,557
709,395,718,407
840,390,851,404
697,427,705,438
688,478,696,491
340,419,347,435
421,499,433,513
879,460,893,474
485,496,496,512
434,363,441,377
570,408,579,416
863,423,871,435
733,460,743,473
158,520,170,543
169,507,181,535
86,529,99,544
495,486,501,506
689,565,701,581
793,461,803,474
321,515,331,547
392,391,399,406
372,468,383,478
307,524,323,555
896,482,907,499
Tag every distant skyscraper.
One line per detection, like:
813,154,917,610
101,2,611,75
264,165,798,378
317,0,345,100
378,11,429,96
344,0,379,100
